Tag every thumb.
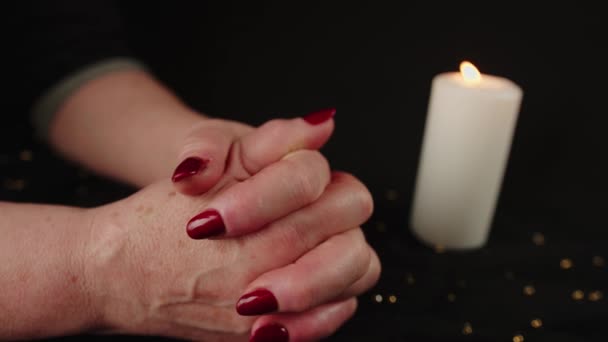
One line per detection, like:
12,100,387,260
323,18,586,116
171,108,335,196
172,120,254,196
234,108,335,176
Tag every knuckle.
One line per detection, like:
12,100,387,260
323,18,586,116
292,278,317,312
318,317,341,338
275,220,313,255
351,231,372,270
290,173,320,204
235,139,259,177
337,229,372,283
285,150,330,177
261,119,290,139
353,185,374,222
179,125,225,158
282,154,328,204
289,219,316,252
307,150,331,177
332,172,374,222
325,229,370,283
369,249,382,286
317,299,357,338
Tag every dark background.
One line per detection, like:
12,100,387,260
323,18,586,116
3,2,608,341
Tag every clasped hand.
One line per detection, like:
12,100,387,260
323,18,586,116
82,115,380,341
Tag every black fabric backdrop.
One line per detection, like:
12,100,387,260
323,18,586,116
3,2,607,341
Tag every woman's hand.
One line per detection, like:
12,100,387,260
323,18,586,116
82,118,379,341
87,173,378,342
169,107,336,197
44,69,379,341
49,68,336,191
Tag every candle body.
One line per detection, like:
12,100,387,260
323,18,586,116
411,72,523,250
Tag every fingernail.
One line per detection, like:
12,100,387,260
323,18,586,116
250,323,289,342
186,209,226,239
172,157,208,182
303,108,336,125
236,289,278,316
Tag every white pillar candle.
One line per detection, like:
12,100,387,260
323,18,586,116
411,61,523,250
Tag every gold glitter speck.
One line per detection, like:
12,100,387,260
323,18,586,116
513,334,524,342
572,290,584,301
462,322,473,335
531,318,543,328
374,294,383,303
588,290,603,302
434,244,446,254
447,293,456,302
523,285,536,296
388,295,397,303
560,258,573,270
592,256,605,267
532,232,545,246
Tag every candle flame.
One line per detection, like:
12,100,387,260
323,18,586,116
459,61,482,84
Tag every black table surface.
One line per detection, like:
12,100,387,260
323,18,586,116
4,2,608,341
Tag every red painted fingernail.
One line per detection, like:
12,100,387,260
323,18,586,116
236,289,278,316
172,157,208,182
303,108,336,125
250,323,289,342
186,209,226,239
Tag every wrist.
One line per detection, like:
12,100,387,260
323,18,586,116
124,106,206,187
0,203,103,339
48,69,207,187
80,199,148,334
70,207,111,333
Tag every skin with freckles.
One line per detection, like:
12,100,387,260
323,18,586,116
1,70,380,341
0,128,380,342
84,167,378,341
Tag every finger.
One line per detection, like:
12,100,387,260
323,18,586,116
186,149,331,239
241,172,374,272
233,109,335,177
173,109,335,196
236,229,376,316
335,247,381,301
172,119,252,196
249,298,357,342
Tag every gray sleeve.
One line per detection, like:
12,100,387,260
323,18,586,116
30,57,147,141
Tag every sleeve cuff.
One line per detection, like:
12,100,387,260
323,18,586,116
30,57,147,141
